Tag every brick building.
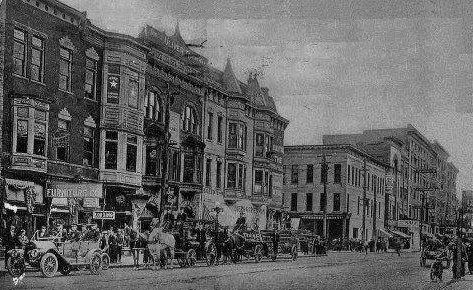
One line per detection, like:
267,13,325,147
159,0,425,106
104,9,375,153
283,144,388,241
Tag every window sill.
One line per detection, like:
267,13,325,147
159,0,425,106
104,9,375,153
83,97,97,102
31,80,46,86
59,89,74,95
13,152,47,159
13,74,29,81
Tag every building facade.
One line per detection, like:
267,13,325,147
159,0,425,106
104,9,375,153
323,124,459,249
283,145,388,241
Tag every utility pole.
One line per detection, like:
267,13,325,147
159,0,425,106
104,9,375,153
318,153,332,239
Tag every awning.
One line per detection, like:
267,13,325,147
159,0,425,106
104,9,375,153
390,230,411,239
378,228,393,238
4,202,27,212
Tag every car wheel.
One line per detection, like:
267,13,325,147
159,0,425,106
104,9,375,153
187,249,197,267
101,253,110,270
40,253,58,278
254,244,263,263
7,256,26,278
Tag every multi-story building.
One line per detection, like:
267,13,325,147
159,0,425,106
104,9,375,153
283,144,388,241
323,124,458,249
0,0,103,236
461,190,473,231
0,0,288,234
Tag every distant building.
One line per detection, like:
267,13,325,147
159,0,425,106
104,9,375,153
283,144,388,241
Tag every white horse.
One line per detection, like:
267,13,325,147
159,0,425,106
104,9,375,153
147,227,175,269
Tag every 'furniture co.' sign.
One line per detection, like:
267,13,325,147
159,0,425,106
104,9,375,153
47,182,102,198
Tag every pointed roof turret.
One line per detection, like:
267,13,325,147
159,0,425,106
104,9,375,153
222,58,242,94
172,20,188,47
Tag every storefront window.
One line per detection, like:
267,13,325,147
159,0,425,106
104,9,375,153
105,131,118,169
126,135,138,172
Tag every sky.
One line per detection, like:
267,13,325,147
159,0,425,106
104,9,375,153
63,0,473,194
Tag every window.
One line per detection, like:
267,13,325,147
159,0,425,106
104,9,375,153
216,160,222,188
183,106,197,134
255,133,264,157
353,228,358,239
291,192,298,212
347,165,351,185
170,151,180,181
306,164,314,183
291,165,299,184
145,146,158,175
320,192,326,212
351,167,355,186
59,47,72,91
145,91,163,122
105,131,118,169
13,29,26,76
333,193,340,211
228,123,237,148
56,119,69,162
125,136,137,172
334,164,341,183
83,126,94,166
16,119,28,153
254,170,263,194
269,175,273,197
128,72,139,108
31,36,44,82
33,110,47,156
217,116,223,143
85,58,97,99
107,65,120,104
238,124,247,151
306,192,313,211
357,196,360,215
206,158,212,187
321,163,328,184
207,112,213,140
183,154,196,183
264,171,269,194
238,164,245,189
227,163,237,188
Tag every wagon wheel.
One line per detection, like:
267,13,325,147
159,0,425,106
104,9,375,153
254,244,263,263
101,253,110,270
291,245,298,261
89,253,102,275
186,249,197,267
60,263,72,276
206,244,217,266
40,253,58,278
7,256,26,278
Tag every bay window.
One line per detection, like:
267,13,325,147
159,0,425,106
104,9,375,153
146,91,163,122
183,106,197,134
255,133,264,157
228,122,247,150
183,154,196,183
56,118,69,162
13,100,49,156
254,170,263,194
104,131,118,169
126,135,138,172
145,146,158,175
227,163,237,188
333,193,341,212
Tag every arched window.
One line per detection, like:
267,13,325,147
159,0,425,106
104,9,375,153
183,105,197,134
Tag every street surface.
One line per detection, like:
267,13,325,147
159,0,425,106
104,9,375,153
1,251,473,290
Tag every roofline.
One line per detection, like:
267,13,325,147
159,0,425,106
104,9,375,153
87,23,149,51
284,144,389,168
44,0,87,19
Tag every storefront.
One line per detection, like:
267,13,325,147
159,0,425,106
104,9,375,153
288,212,349,239
3,178,45,236
397,219,420,251
46,182,102,227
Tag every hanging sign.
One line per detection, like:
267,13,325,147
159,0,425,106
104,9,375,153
93,211,115,220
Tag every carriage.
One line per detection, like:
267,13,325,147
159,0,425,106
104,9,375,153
171,219,218,267
261,230,299,261
420,238,450,268
7,229,108,278
229,230,269,263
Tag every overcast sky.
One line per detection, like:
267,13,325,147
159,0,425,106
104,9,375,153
64,0,473,194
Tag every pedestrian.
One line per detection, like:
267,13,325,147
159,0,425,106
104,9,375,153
467,242,473,275
3,225,19,268
117,229,124,263
39,225,47,238
108,229,117,263
17,229,28,249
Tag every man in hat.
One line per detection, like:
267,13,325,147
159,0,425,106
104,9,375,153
3,225,19,269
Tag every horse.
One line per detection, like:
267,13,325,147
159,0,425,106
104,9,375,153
147,227,176,269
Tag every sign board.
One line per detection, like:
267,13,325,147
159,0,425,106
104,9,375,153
93,211,115,220
47,183,102,198
397,219,420,229
83,198,100,208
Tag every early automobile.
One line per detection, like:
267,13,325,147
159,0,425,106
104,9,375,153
7,229,107,278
